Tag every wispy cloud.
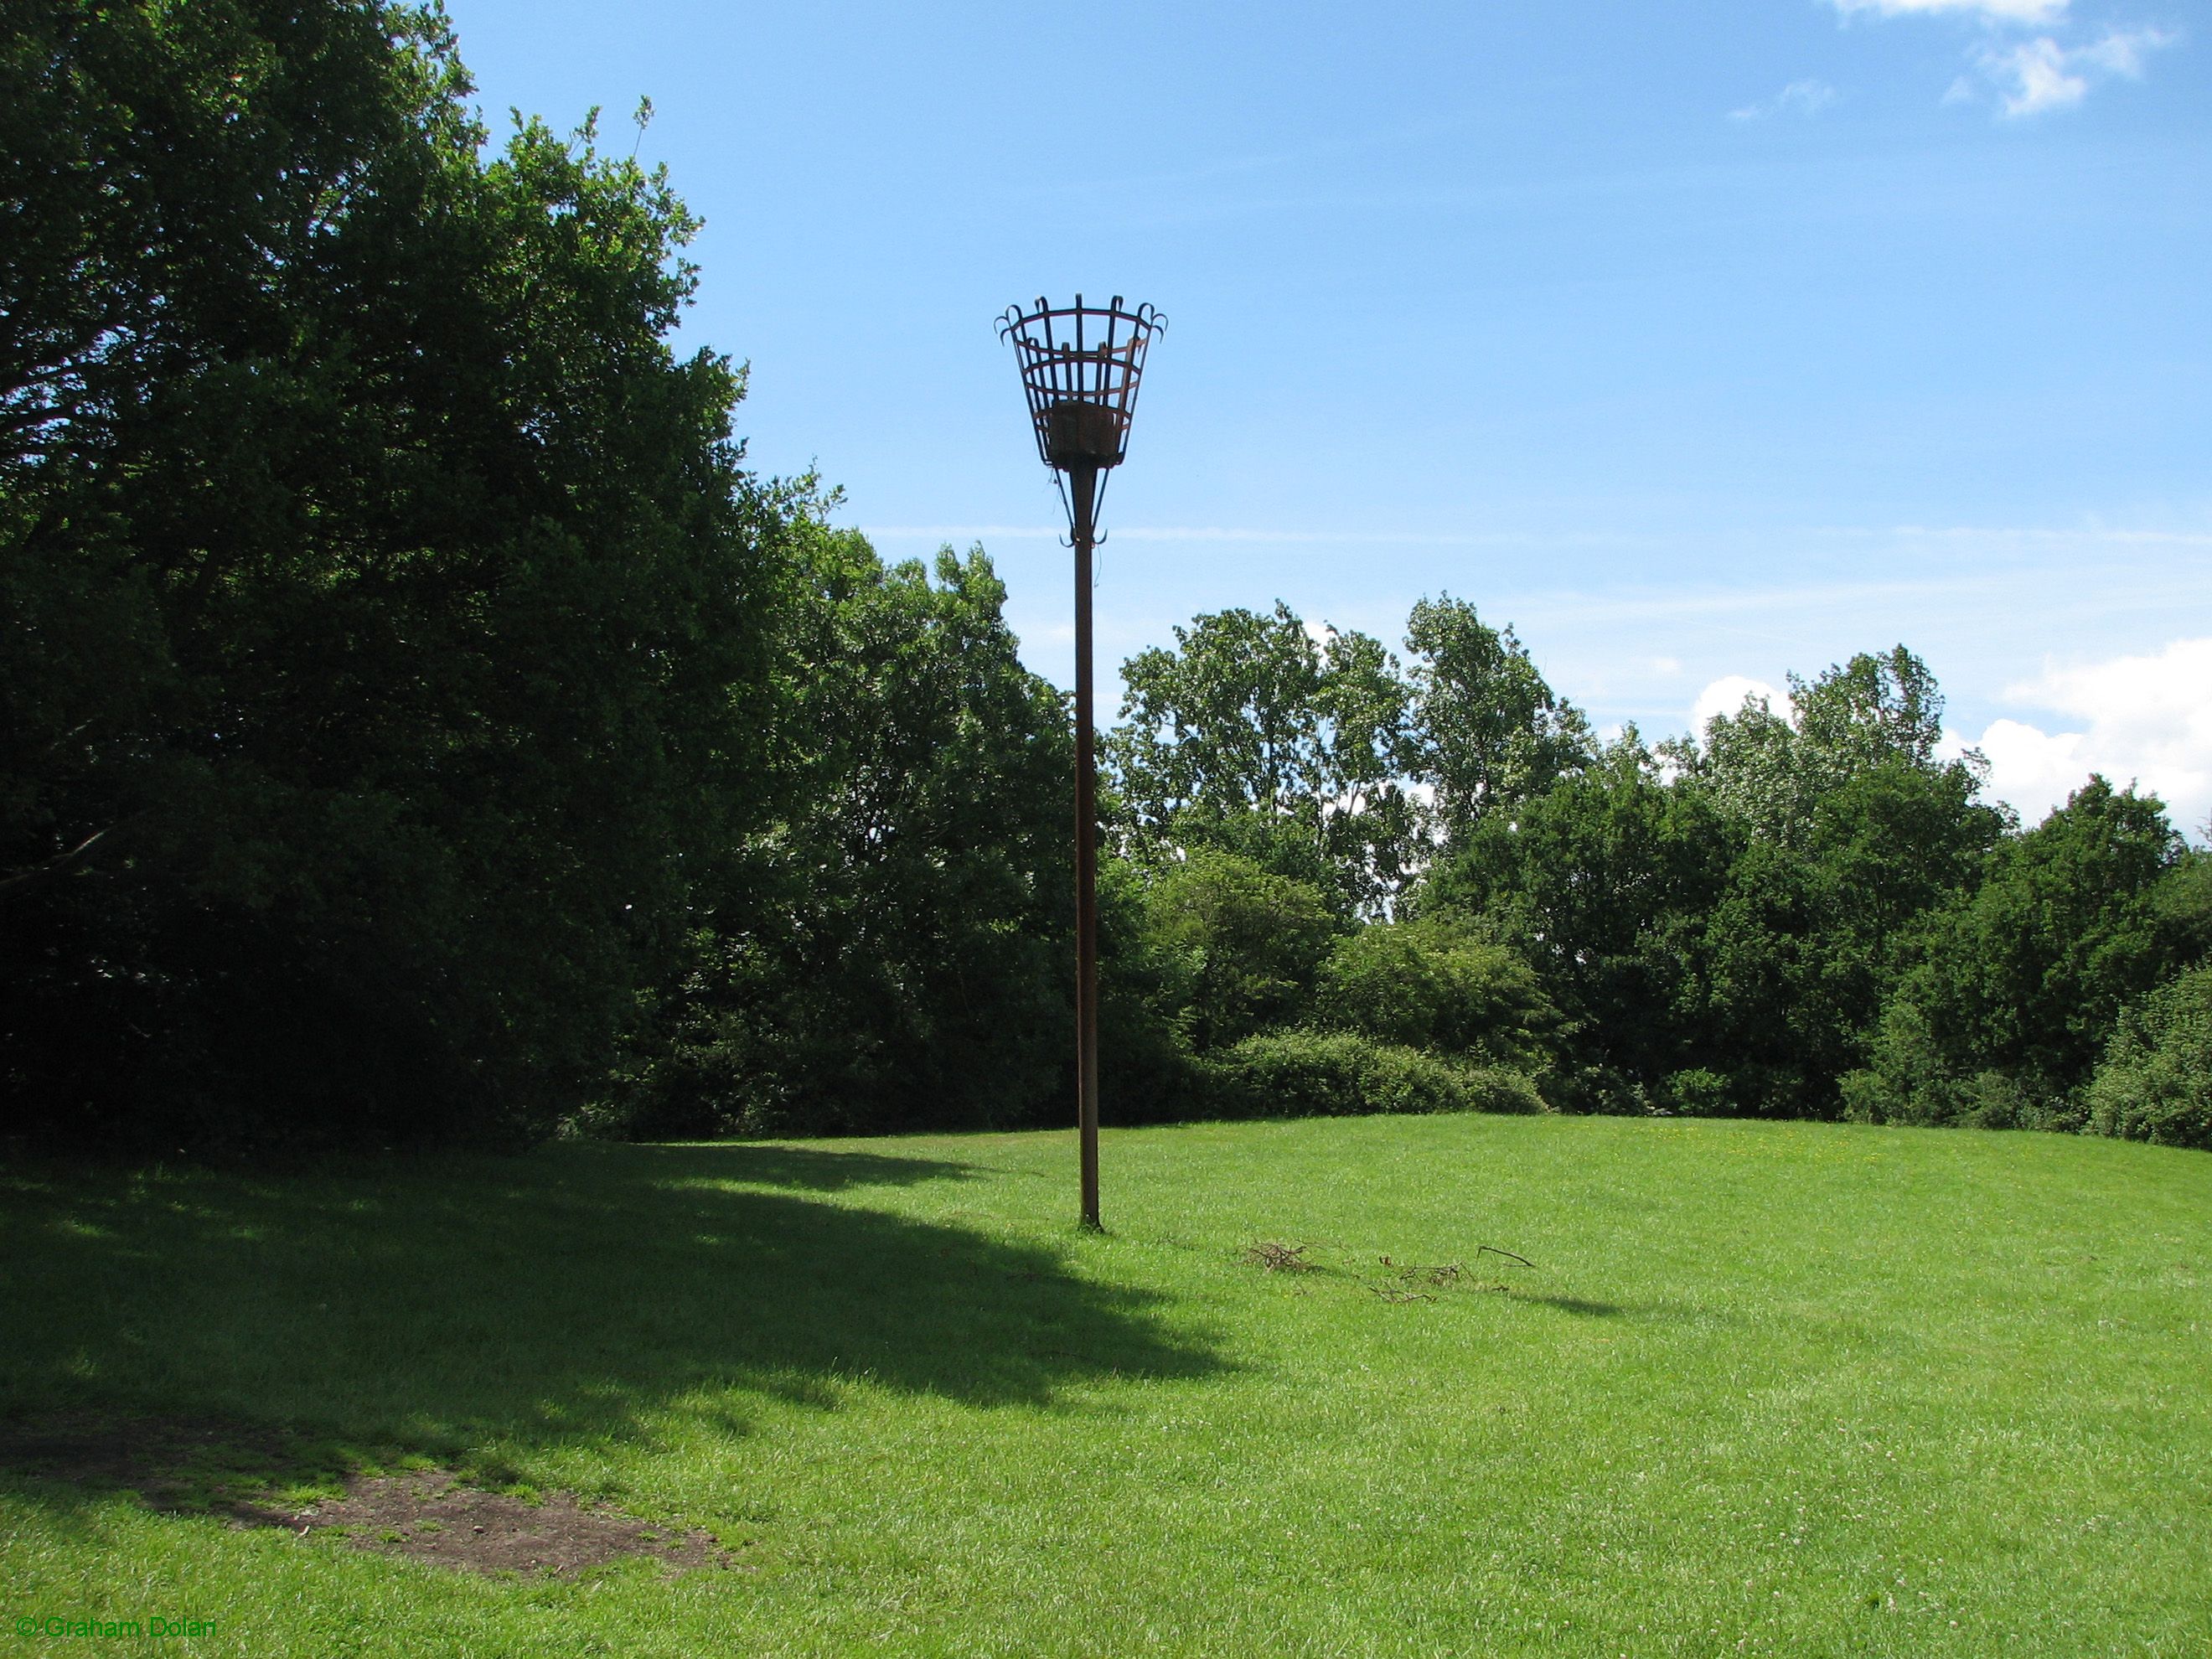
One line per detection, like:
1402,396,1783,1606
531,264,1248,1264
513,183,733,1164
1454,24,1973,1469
1974,27,2177,115
1831,0,2179,115
861,525,1657,548
861,523,2212,553
1984,35,2091,111
1833,0,2068,21
1729,80,1840,121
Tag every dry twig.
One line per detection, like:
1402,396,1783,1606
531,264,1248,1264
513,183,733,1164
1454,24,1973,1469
1241,1241,1319,1274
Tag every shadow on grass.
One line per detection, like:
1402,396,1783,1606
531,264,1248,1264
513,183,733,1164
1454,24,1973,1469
656,1140,990,1193
1504,1293,1626,1317
0,1140,1226,1518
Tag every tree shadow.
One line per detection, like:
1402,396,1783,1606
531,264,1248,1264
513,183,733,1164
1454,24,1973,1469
636,1140,988,1193
0,1140,1227,1520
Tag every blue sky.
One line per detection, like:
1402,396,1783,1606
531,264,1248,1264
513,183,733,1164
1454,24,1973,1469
442,0,2210,831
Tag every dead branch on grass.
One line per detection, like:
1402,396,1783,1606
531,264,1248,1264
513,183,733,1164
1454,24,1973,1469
1241,1241,1320,1274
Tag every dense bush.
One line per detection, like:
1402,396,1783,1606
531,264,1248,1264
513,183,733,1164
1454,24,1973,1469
1200,1030,1542,1120
1137,849,1341,1050
1310,920,1555,1067
2085,965,2212,1150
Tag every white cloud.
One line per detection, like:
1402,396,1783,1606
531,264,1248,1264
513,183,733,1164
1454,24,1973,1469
1983,36,2090,112
1955,638,2212,834
1831,0,2178,115
2076,24,2177,75
1729,79,1841,121
1832,0,2068,23
1969,25,2178,113
1692,675,1791,738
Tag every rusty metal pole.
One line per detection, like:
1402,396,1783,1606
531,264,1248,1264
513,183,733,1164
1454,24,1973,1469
997,294,1161,1234
1070,464,1102,1232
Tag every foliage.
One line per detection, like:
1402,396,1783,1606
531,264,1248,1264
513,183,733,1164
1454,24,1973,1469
1106,594,1595,917
2150,848,2212,963
3,6,2194,1155
1409,648,2036,1123
1654,649,2007,1114
1677,647,1977,845
1135,848,1341,1052
1108,602,1421,913
612,540,1074,1138
1424,731,1735,1110
1687,758,2011,1118
2,0,790,1150
1310,918,1556,1068
1844,778,2189,1128
1198,1030,1541,1119
2085,964,2212,1150
1403,594,1592,846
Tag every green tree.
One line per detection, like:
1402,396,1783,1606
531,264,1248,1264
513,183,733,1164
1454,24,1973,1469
1422,731,1734,1109
1655,648,2008,1117
1680,646,1975,846
618,540,1075,1137
1403,594,1591,846
1845,778,2189,1126
3,1,788,1149
1108,602,1419,913
1688,757,2012,1117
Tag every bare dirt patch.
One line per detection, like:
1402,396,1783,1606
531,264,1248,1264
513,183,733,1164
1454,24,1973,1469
0,1414,734,1577
269,1470,735,1577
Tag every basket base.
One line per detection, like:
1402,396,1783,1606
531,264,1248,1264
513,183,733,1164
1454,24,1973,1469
1043,400,1124,469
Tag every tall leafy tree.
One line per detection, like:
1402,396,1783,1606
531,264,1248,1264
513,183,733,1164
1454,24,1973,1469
619,540,1076,1136
1687,759,2010,1116
1108,602,1419,912
1423,731,1734,1108
1682,646,1972,846
1650,648,2008,1115
1403,595,1591,847
1848,778,2190,1125
3,1,788,1149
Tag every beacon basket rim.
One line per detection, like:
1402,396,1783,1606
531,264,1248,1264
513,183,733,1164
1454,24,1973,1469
997,293,1165,473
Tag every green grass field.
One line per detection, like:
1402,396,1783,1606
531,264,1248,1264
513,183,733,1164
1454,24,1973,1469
3,1114,2208,1656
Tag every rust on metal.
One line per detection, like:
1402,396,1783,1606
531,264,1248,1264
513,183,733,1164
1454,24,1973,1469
998,294,1165,1233
998,294,1165,473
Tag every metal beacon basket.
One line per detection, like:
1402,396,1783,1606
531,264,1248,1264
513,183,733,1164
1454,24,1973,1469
997,294,1165,476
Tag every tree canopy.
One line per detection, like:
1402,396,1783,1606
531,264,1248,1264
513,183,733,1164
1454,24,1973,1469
5,1,2201,1158
3,0,788,1149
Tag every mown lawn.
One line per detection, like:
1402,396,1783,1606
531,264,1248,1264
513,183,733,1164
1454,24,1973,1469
3,1114,2207,1656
